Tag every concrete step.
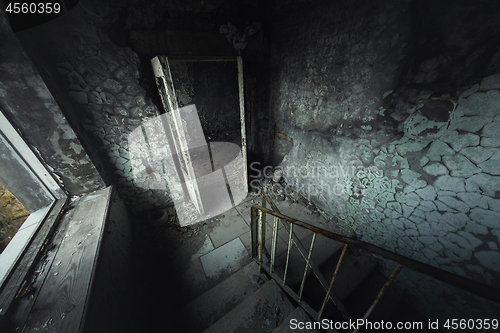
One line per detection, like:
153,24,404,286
298,248,379,321
272,232,345,288
328,249,379,302
182,260,269,333
176,236,252,307
273,307,321,333
343,261,431,332
203,279,295,333
344,266,405,322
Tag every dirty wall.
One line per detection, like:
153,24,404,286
270,0,500,320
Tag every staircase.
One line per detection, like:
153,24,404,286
150,194,498,333
175,234,421,333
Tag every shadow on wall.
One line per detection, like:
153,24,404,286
269,0,500,323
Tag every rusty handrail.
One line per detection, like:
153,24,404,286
252,194,351,320
251,204,500,305
251,199,341,333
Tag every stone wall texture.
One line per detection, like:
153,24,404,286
14,0,271,214
271,0,500,321
16,4,166,213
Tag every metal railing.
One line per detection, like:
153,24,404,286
251,194,500,333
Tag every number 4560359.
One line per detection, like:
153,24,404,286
444,319,498,330
5,2,61,14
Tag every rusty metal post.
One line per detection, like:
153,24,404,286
319,244,348,319
270,216,279,274
299,232,317,301
261,194,266,249
258,209,264,274
352,264,404,333
283,223,293,285
251,206,259,259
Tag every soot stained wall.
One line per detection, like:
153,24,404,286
15,3,167,213
0,9,104,196
170,61,241,145
270,0,500,321
13,0,272,214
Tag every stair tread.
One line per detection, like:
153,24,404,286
298,249,379,322
182,260,268,333
344,266,405,321
331,250,378,301
273,307,322,333
273,232,345,287
203,279,295,333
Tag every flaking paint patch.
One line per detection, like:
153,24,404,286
50,131,77,166
70,142,83,155
33,81,54,101
60,123,76,140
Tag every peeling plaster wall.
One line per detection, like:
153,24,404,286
270,0,500,321
0,9,104,196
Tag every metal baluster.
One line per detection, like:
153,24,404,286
283,223,293,285
258,209,264,274
270,216,279,274
261,194,267,240
260,195,267,274
319,244,348,319
251,206,258,259
299,232,317,301
352,264,404,333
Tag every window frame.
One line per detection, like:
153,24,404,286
0,110,67,315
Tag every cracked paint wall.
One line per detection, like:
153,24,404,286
270,0,500,321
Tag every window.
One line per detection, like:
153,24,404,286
0,111,66,294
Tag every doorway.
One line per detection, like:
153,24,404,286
148,56,248,226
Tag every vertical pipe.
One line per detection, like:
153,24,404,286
237,56,247,192
152,56,204,214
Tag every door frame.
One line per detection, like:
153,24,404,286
150,55,248,214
